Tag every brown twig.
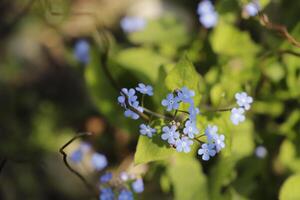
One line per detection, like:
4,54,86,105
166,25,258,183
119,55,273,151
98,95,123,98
59,132,98,199
258,13,300,48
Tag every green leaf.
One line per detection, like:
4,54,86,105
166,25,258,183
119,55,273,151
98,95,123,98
210,20,259,56
165,55,202,105
134,135,174,165
279,139,300,173
129,15,189,47
279,174,300,200
168,155,208,200
116,48,171,82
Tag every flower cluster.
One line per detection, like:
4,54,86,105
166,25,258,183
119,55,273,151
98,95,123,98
117,83,153,120
198,125,225,160
70,142,145,200
99,171,144,200
197,0,218,28
74,39,90,64
120,16,147,33
230,92,253,125
118,84,229,161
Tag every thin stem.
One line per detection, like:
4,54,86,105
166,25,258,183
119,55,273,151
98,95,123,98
193,138,202,144
0,158,7,176
142,107,173,120
141,94,145,107
176,110,190,115
59,132,98,199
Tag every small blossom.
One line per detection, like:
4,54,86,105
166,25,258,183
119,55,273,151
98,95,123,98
177,87,195,103
120,172,129,182
139,124,156,138
244,1,260,17
124,101,144,120
118,88,138,107
235,92,253,110
161,125,180,145
197,0,214,15
132,178,144,193
230,108,246,125
213,134,225,152
100,172,113,183
183,120,199,139
118,189,133,200
70,149,83,164
198,143,216,161
175,137,193,153
205,125,218,143
189,104,200,122
74,39,90,64
255,145,267,159
120,16,146,33
199,11,218,28
136,83,153,96
91,153,107,171
161,93,180,111
100,187,114,200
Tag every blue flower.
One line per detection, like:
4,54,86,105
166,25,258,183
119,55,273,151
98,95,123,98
199,11,218,28
197,0,214,16
198,143,216,161
91,153,107,171
175,137,193,153
120,172,129,181
70,149,83,164
139,124,156,138
120,16,146,33
235,92,253,110
136,83,153,96
183,120,199,139
161,125,180,145
132,178,144,193
255,145,267,159
74,39,90,64
213,134,225,153
100,187,114,200
188,103,200,122
205,125,218,143
124,101,143,120
230,108,245,125
244,1,260,17
118,88,138,107
100,172,113,183
118,189,133,200
161,93,180,111
177,87,195,103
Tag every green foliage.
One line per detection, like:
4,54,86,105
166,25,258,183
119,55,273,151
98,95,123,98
279,174,300,200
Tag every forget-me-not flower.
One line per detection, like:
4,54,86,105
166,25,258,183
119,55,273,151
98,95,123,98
189,103,200,122
230,108,246,125
120,172,129,181
177,87,195,103
132,178,144,193
70,149,83,164
213,134,225,152
91,153,107,171
120,16,146,33
199,11,218,28
139,124,156,138
183,120,199,139
118,88,138,107
74,39,90,64
136,83,153,96
244,1,260,17
255,145,267,159
175,137,193,153
235,92,253,110
161,125,180,145
118,189,134,200
205,124,218,143
100,172,113,183
197,0,214,15
161,93,180,111
198,143,216,161
100,187,114,200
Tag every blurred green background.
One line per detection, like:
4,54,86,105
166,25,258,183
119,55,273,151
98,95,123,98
0,0,300,199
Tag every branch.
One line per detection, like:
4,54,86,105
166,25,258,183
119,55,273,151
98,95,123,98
59,132,98,199
0,158,7,176
259,13,300,48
